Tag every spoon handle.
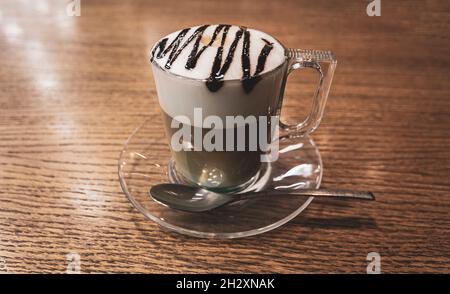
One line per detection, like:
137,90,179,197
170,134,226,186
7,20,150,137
241,189,375,201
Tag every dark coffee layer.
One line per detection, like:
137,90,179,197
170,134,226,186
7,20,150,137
161,110,263,190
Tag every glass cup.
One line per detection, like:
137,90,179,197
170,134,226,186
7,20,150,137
151,33,336,192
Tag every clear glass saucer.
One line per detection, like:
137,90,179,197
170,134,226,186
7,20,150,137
118,119,322,239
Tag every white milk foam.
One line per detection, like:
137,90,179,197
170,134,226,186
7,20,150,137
151,25,286,80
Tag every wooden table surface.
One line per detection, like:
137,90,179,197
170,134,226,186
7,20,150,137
0,0,449,274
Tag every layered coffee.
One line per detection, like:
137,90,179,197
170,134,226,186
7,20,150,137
151,24,288,191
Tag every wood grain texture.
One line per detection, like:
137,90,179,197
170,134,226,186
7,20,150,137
0,0,449,273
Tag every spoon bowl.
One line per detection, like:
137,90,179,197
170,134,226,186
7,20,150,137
150,184,235,212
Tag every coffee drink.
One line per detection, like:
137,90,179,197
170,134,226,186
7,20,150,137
151,24,288,191
150,24,336,192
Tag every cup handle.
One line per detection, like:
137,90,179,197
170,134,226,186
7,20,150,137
280,49,337,137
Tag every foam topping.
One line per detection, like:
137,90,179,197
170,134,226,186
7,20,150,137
151,24,286,93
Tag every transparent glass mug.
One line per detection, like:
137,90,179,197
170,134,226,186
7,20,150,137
152,44,336,192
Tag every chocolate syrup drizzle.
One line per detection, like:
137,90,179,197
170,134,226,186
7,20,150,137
186,24,229,70
151,24,274,93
